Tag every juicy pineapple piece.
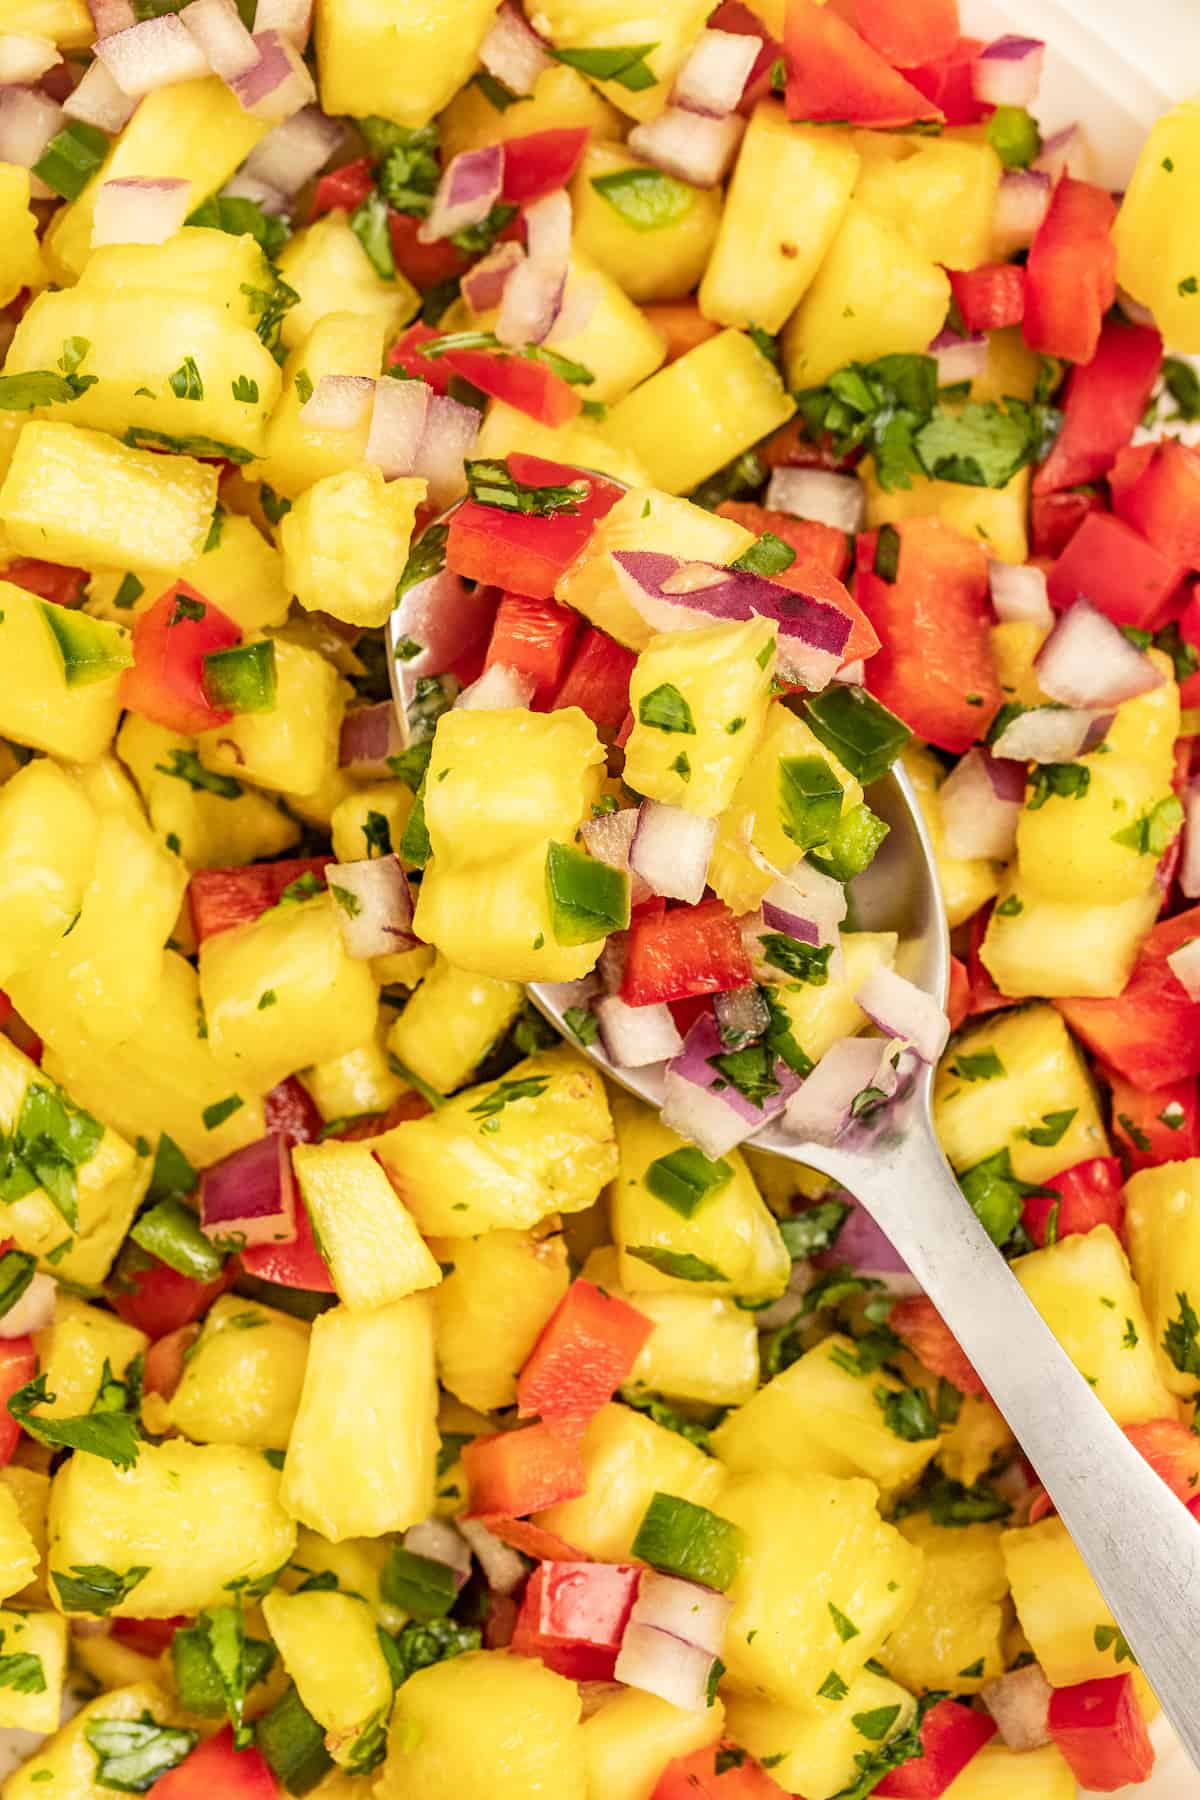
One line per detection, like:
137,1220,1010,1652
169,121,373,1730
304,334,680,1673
766,932,898,1066
1114,102,1200,351
330,782,414,867
442,59,621,160
0,759,98,983
611,1090,790,1303
903,745,1001,928
0,1487,38,1604
0,580,128,763
165,1294,309,1452
583,1246,759,1408
259,311,385,499
854,135,1002,269
534,1400,725,1560
782,205,951,391
1104,648,1181,789
1,1466,49,1607
582,1688,724,1799
606,327,794,494
701,106,860,332
200,893,379,1094
864,458,1030,567
572,139,722,305
624,617,776,817
79,227,276,326
941,1743,1076,1800
315,0,502,128
0,1608,66,1733
280,469,425,629
276,210,418,351
34,1296,145,1423
198,637,345,800
423,706,605,866
300,1009,407,1123
0,0,90,44
1001,1516,1122,1686
294,1140,441,1310
937,1394,1015,1488
474,399,652,489
430,1226,569,1413
934,1003,1108,1182
720,1471,923,1707
1017,753,1173,905
885,1516,1009,1694
88,510,292,637
282,1296,438,1541
3,1682,181,1800
380,1650,587,1800
555,486,754,650
491,248,666,404
386,955,523,1095
0,163,45,307
416,848,611,984
1125,1159,1200,1399
262,1588,392,1770
48,1442,295,1617
990,619,1049,704
279,1527,403,1633
532,0,711,121
980,877,1160,1000
117,715,300,870
727,1667,916,1800
373,1048,617,1237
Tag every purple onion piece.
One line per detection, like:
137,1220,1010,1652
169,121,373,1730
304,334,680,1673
855,965,950,1065
1034,597,1164,710
200,1135,297,1248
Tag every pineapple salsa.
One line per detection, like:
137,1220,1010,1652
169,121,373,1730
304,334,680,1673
0,0,1195,1794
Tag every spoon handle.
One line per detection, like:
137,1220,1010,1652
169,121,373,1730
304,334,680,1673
812,1122,1200,1768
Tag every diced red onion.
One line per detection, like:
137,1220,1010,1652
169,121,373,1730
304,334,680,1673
389,561,492,683
990,704,1111,764
1117,287,1157,330
458,1518,528,1595
252,0,312,49
0,1271,55,1339
992,168,1051,257
981,1665,1053,1752
200,1134,297,1248
629,1570,730,1657
88,0,135,36
612,550,850,691
764,467,864,534
664,1012,801,1158
180,0,258,78
327,855,416,959
835,659,864,686
497,188,570,348
783,1036,900,1148
91,176,193,247
0,34,59,82
97,15,211,97
614,1621,718,1714
412,393,480,510
1181,783,1200,901
462,240,525,316
988,559,1051,627
478,1,552,97
714,984,770,1050
338,701,406,776
455,663,536,710
405,1518,471,1582
241,106,343,197
229,29,315,122
1034,124,1091,183
598,933,627,996
971,35,1044,108
753,1258,815,1331
937,747,1023,861
627,108,745,189
671,28,760,116
1034,597,1164,710
1167,937,1200,1000
628,801,716,906
366,376,430,478
594,995,682,1069
581,808,651,906
856,965,949,1065
928,328,987,386
759,865,846,946
63,57,136,132
547,272,600,345
813,1191,913,1281
299,373,375,432
0,86,62,170
419,144,503,245
221,170,288,212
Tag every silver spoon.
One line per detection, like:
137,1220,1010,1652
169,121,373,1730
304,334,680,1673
391,499,1200,1765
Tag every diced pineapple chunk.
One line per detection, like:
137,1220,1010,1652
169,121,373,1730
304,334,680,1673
262,1588,392,1770
373,1048,617,1236
1017,753,1172,905
116,715,300,870
766,932,899,1066
534,1401,725,1561
165,1294,309,1452
990,619,1048,705
571,140,722,305
3,1682,180,1800
430,1226,569,1413
624,617,776,817
294,1140,441,1310
583,1246,759,1408
941,1743,1076,1800
330,782,413,866
1,1466,49,1607
315,0,502,127
933,1003,1108,1181
0,580,128,762
719,1471,923,1706
980,879,1160,1000
937,1394,1014,1487
0,1486,38,1604
1001,1516,1122,1686
198,637,344,800
0,0,90,44
282,1296,437,1541
34,1295,145,1423
300,1009,407,1123
276,210,418,351
854,135,1001,270
442,60,621,162
885,1516,1009,1694
903,745,1001,929
0,163,45,307
424,706,605,866
79,227,276,327
0,759,98,983
534,249,666,401
0,1608,66,1733
727,1667,916,1800
379,1649,587,1800
1103,648,1180,789
1114,102,1200,352
279,1526,403,1633
864,458,1030,566
386,955,523,1095
281,469,425,629
259,311,385,499
582,1688,724,1800
415,848,610,984
88,511,292,637
1125,1159,1200,1399
48,1442,295,1617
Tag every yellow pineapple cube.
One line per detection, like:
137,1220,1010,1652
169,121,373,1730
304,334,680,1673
80,226,277,327
727,1667,916,1800
0,581,129,762
0,163,45,307
0,1608,66,1733
89,511,292,638
990,620,1049,705
1001,1516,1123,1686
1125,1159,1200,1399
0,1487,38,1604
300,1009,407,1124
1017,753,1172,905
583,1246,760,1408
330,782,413,866
474,397,651,488
1,1466,49,1607
276,210,418,352
0,759,98,983
259,311,385,499
942,1743,1076,1800
885,1516,1009,1694
980,879,1160,1000
423,705,605,866
198,637,344,799
0,0,91,43
1103,648,1180,789
116,715,300,870
867,456,1030,567
1114,102,1200,352
854,135,1001,270
571,139,722,305
315,0,502,127
386,955,523,1095
293,1139,440,1310
262,1587,392,1769
937,1394,1014,1487
34,1295,146,1423
431,1225,569,1413
532,0,711,121
165,1294,309,1452
279,1526,403,1633
441,61,622,164
280,469,425,629
3,1682,181,1800
415,848,610,984
583,1688,724,1799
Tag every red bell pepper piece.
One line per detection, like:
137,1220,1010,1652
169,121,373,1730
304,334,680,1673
517,1279,653,1425
1125,1419,1200,1510
652,1744,793,1800
464,1420,587,1518
329,1092,433,1140
501,128,590,204
708,0,783,113
387,209,473,291
112,1260,236,1340
446,456,622,599
889,1297,986,1396
851,0,959,68
1175,583,1200,708
716,499,851,582
142,1325,200,1401
947,264,1026,333
1107,442,1154,511
386,322,453,394
642,302,721,364
621,899,754,1007
120,583,242,737
760,417,859,473
434,345,581,426
240,1194,335,1293
312,156,373,218
1058,906,1200,1088
484,592,580,707
1021,1156,1125,1250
1112,438,1200,569
947,955,970,1033
0,1338,37,1467
1035,320,1163,495
1030,487,1104,560
907,35,990,126
153,1727,279,1800
486,1517,592,1562
551,628,637,735
1047,510,1184,631
188,858,331,944
511,1560,640,1680
1,557,88,607
1105,1068,1200,1171
855,519,1000,753
875,1700,997,1798
1023,178,1118,364
784,0,943,125
966,903,1016,1021
111,1617,188,1659
263,1076,326,1145
1047,1676,1155,1792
